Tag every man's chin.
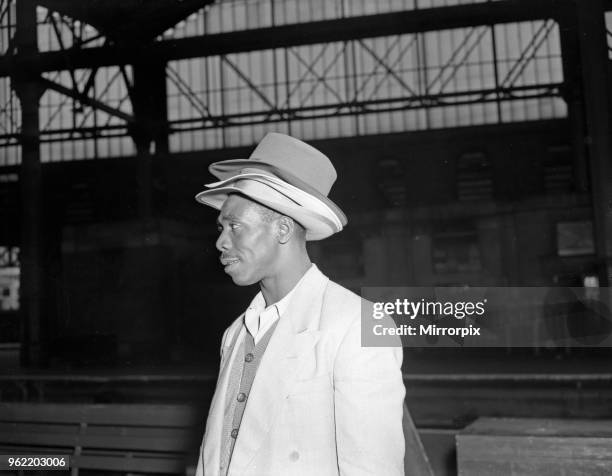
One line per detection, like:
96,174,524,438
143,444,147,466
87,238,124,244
228,271,256,286
223,262,258,286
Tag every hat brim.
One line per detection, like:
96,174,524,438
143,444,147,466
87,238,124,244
195,183,338,241
209,159,347,226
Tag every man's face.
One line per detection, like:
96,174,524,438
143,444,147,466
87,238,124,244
216,194,279,286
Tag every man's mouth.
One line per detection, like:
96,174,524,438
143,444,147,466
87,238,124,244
220,257,240,269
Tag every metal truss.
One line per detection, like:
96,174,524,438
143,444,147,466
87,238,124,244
41,8,104,52
0,0,560,74
36,7,134,139
0,0,566,160
0,3,132,156
0,0,19,152
168,20,563,133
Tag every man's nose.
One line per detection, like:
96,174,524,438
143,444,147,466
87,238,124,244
216,229,230,252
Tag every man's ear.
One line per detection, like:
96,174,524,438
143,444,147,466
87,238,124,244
277,216,295,244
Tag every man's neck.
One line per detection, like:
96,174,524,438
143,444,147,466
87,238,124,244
260,255,312,306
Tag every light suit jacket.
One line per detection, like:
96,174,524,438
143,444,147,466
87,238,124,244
196,265,405,476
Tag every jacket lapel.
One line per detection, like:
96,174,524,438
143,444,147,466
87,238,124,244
228,265,329,473
203,318,246,474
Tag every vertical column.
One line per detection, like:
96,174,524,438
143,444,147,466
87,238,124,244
14,0,44,366
576,0,612,285
557,4,589,193
130,60,169,223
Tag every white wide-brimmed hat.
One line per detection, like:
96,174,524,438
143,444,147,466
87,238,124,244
195,132,347,240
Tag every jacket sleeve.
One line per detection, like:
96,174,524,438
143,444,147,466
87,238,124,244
333,314,405,476
194,323,236,476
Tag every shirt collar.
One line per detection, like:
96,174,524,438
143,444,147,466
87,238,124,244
243,264,316,337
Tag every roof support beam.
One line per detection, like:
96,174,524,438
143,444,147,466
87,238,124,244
576,0,612,285
14,0,44,367
0,0,559,76
38,76,134,123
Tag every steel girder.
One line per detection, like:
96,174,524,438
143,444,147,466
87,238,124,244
0,0,569,156
0,0,560,76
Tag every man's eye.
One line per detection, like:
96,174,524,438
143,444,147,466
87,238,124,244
230,223,239,230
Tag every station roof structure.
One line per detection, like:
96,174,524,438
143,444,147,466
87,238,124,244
35,0,213,43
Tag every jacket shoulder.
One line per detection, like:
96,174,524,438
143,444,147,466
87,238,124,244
325,280,362,306
320,280,368,330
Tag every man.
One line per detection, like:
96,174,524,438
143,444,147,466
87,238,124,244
194,132,405,476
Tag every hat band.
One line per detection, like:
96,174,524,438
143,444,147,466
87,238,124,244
232,178,300,209
207,174,343,229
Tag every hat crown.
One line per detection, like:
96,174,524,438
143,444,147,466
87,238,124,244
247,133,336,196
199,132,347,240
